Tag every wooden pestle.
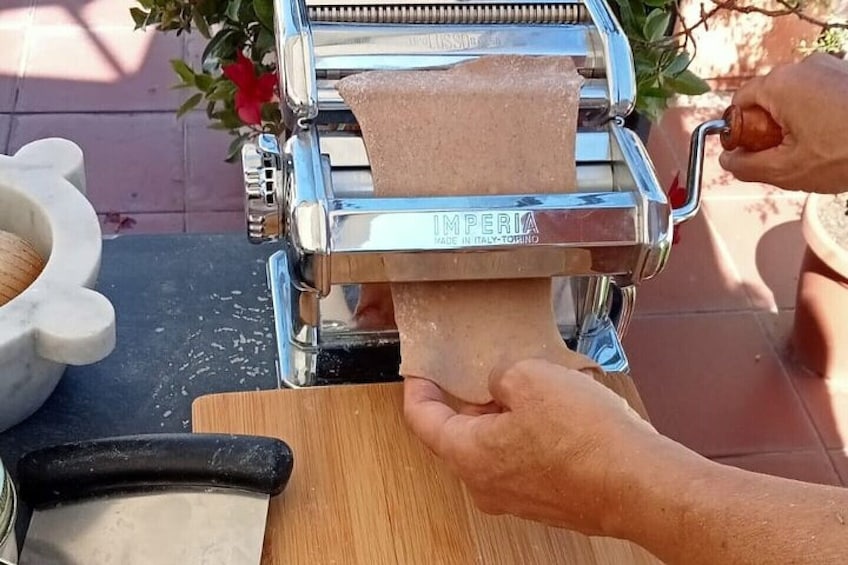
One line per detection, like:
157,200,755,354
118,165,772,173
720,104,783,152
337,56,605,404
0,230,45,306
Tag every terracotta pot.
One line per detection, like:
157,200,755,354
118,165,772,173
791,192,848,379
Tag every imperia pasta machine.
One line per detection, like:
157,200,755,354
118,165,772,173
241,0,712,387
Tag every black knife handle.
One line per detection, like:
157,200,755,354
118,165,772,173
17,433,294,509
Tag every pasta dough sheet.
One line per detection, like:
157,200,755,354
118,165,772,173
338,55,601,404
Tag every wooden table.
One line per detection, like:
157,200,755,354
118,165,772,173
193,375,662,564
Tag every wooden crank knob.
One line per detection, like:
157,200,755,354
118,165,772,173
720,104,783,152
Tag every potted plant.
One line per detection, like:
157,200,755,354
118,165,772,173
130,0,844,159
132,0,712,158
791,13,848,379
131,0,282,161
792,192,848,379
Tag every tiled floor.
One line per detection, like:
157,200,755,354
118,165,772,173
631,94,848,485
2,2,847,487
0,0,239,234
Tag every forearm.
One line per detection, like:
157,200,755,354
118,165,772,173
611,436,848,564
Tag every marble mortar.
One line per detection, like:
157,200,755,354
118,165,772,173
0,138,116,432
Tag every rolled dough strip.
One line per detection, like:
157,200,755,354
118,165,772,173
338,55,602,404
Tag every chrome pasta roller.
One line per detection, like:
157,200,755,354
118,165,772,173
242,0,712,388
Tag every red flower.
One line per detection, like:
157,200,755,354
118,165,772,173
668,171,686,245
222,51,277,126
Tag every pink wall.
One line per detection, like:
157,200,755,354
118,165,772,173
676,0,830,86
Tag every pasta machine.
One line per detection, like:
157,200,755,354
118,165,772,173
241,0,709,387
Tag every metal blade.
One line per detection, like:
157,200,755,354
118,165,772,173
20,489,269,565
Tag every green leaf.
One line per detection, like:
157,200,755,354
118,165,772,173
226,134,250,162
260,101,281,123
239,0,256,22
129,7,149,29
636,95,668,123
254,28,275,57
626,0,647,28
195,0,224,22
634,57,655,77
665,69,711,95
641,0,672,7
615,1,637,34
225,0,243,22
664,52,691,76
639,84,674,99
209,80,237,101
253,0,275,31
170,59,196,85
176,93,203,118
214,108,245,129
194,73,214,92
192,11,211,38
634,49,658,66
202,28,240,71
207,100,218,119
643,9,671,42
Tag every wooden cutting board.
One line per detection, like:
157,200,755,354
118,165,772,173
192,377,662,564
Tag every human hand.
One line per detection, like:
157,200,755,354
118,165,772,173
719,53,848,194
353,283,396,330
403,358,659,537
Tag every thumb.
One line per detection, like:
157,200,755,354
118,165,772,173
488,358,567,409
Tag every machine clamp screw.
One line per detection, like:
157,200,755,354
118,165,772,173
242,134,284,244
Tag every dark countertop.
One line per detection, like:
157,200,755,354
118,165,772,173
0,233,282,544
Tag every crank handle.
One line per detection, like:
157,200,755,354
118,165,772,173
673,105,783,225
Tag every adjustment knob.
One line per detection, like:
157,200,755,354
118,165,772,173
242,134,284,244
